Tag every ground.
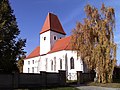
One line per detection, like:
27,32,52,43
76,82,120,90
14,82,120,90
15,86,79,90
76,86,120,90
87,82,120,88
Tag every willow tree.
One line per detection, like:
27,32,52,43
72,4,116,83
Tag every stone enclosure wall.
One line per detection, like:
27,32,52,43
77,71,95,84
0,70,66,89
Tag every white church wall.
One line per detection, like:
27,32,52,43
46,51,66,72
39,55,47,71
40,31,51,55
39,51,65,72
23,50,83,81
64,50,83,80
23,56,40,73
39,50,83,80
40,31,65,55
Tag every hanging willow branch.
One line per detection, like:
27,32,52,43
71,4,116,83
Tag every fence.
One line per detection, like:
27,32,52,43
113,67,120,83
0,70,66,89
77,71,95,84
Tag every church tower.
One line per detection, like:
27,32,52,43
40,13,66,55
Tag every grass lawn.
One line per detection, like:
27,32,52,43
15,86,79,90
87,82,120,88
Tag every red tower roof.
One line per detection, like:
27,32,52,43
40,13,66,35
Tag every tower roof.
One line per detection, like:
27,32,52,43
40,13,66,35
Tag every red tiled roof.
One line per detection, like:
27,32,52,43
40,13,66,35
25,46,40,59
25,36,72,59
48,36,72,54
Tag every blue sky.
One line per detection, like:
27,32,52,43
9,0,120,64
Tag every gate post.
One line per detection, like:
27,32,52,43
40,71,47,87
59,70,66,86
77,71,83,85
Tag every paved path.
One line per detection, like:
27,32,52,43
76,86,120,90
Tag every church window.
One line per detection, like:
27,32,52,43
45,58,48,71
28,61,30,65
60,59,62,69
51,60,53,71
32,60,34,64
54,57,56,71
28,68,30,73
53,35,57,40
44,37,46,40
32,67,34,73
70,57,74,69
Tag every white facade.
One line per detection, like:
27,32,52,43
23,50,83,80
23,56,40,73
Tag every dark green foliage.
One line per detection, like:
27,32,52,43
17,55,26,73
0,0,26,73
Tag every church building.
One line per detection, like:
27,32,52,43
23,13,84,80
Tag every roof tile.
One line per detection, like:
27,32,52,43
48,36,72,54
40,13,66,35
25,46,40,59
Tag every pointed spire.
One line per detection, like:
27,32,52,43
40,13,66,35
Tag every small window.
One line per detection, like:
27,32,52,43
45,58,48,71
53,36,57,40
28,61,30,65
70,57,74,69
28,68,30,73
44,37,46,40
32,67,34,73
60,59,62,69
51,60,53,71
32,60,34,64
54,57,56,71
60,37,61,39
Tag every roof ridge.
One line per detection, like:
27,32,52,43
49,13,51,30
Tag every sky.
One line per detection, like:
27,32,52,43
9,0,120,64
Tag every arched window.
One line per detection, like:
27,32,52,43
54,57,56,71
32,67,34,73
28,68,30,73
44,37,46,40
70,57,74,69
51,60,53,71
45,58,48,71
53,35,57,40
60,59,62,69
